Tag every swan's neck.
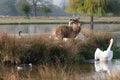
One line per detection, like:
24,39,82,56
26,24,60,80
107,39,113,51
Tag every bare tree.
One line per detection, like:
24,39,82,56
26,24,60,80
27,0,52,16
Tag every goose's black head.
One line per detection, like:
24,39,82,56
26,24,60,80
19,31,22,36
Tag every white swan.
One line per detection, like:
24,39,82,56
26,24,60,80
94,38,114,61
17,63,32,71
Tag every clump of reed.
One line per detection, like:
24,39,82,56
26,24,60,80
0,28,115,65
79,28,113,59
0,63,94,80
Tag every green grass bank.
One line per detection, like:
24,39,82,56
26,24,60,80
0,16,120,24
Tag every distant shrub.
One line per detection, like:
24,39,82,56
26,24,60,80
113,46,120,59
19,2,31,18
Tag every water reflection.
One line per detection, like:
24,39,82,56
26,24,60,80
0,24,58,34
1,60,120,80
94,60,120,79
94,61,112,75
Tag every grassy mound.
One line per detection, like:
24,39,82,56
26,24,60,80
0,29,119,65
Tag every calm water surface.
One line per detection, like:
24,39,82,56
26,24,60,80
0,24,120,33
1,60,120,80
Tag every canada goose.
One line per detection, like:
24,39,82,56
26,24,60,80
17,63,32,71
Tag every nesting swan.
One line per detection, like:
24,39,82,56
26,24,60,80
95,38,114,61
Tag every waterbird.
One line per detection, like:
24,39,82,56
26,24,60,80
18,31,22,39
94,38,114,61
17,63,32,71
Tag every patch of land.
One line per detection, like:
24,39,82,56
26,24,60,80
0,16,120,25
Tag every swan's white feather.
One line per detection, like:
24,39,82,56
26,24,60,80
94,38,113,61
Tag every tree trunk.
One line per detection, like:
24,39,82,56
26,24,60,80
33,0,37,16
34,4,37,16
90,16,94,30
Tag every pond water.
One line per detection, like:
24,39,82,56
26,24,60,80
93,60,120,79
0,24,120,33
1,59,120,80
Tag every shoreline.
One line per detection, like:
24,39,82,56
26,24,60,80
0,16,120,25
0,21,120,25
